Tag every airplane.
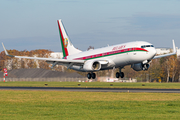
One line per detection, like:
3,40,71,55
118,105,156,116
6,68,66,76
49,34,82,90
2,19,177,79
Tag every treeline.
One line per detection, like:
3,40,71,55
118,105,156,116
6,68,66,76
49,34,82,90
0,49,180,82
92,55,180,82
0,49,65,72
122,55,180,82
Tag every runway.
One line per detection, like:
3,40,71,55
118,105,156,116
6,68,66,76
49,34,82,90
1,86,180,93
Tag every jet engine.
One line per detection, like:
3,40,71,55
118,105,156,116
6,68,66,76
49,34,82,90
83,61,101,71
131,63,149,71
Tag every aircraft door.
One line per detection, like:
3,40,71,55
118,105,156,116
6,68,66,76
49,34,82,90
133,47,137,56
127,44,138,64
133,44,138,56
126,47,136,64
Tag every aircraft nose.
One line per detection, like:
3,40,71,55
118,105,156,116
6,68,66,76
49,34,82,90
151,48,157,58
146,47,156,59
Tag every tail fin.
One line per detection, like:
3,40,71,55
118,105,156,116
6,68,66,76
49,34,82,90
57,19,82,58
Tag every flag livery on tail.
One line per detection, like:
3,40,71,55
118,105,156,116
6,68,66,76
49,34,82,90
57,19,82,58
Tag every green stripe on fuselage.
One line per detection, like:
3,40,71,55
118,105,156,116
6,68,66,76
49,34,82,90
84,50,147,60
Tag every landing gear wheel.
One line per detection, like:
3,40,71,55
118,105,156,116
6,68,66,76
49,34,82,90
87,73,96,79
116,72,124,78
87,73,92,79
120,72,124,78
116,72,120,78
91,73,96,79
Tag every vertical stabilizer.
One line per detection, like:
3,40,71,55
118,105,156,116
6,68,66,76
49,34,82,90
57,19,82,58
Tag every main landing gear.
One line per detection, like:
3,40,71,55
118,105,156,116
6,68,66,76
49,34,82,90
87,72,96,79
116,68,124,78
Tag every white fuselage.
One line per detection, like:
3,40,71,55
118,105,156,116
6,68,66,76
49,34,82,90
65,41,156,72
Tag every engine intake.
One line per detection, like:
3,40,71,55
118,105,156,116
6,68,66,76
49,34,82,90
131,63,149,71
83,61,101,71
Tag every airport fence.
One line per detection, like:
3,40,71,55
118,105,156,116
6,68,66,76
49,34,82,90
0,77,88,82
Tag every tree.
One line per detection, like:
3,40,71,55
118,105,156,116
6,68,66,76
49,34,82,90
171,55,178,82
0,49,52,70
87,46,94,51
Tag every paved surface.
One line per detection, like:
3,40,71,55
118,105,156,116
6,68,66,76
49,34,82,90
1,86,180,93
0,68,85,78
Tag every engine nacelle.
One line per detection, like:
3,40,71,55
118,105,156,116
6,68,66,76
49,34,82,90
83,61,101,71
131,63,150,71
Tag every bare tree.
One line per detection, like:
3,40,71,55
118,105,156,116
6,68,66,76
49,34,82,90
87,46,94,51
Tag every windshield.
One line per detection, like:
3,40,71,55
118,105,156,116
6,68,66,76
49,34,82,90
141,45,154,48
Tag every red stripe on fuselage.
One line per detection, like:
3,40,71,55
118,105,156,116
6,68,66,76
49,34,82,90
73,47,148,60
134,48,148,51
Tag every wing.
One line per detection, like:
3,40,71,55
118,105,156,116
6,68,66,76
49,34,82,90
2,43,85,68
153,40,177,59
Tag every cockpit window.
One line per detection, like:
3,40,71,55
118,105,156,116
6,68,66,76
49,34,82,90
141,45,154,48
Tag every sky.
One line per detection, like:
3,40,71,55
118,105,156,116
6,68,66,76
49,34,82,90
0,0,180,53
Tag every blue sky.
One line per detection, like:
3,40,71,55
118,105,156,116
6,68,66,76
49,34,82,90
1,0,180,53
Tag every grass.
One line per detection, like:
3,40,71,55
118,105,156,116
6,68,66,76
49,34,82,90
0,90,180,120
1,81,180,89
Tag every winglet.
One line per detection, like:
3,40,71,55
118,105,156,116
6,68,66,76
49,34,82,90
2,43,14,57
2,43,9,55
153,40,177,59
172,39,176,54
